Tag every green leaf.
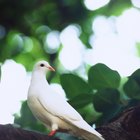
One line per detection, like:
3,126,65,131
60,74,92,99
93,88,120,112
88,63,121,89
123,79,140,100
123,69,140,100
129,69,140,84
68,93,94,109
96,103,121,126
78,104,102,123
93,88,121,125
14,101,47,132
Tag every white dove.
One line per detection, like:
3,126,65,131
27,60,105,140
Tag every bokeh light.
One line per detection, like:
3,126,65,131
84,0,110,11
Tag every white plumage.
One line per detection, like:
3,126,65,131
27,60,105,140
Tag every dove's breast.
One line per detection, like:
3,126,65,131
27,96,51,127
27,95,71,131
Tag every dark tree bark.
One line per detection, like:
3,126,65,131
0,105,140,140
0,124,59,140
97,105,140,140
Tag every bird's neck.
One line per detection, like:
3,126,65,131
31,70,49,86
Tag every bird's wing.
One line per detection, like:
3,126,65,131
38,89,83,122
38,88,103,139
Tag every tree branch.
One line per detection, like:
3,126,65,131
0,105,140,140
97,105,140,140
0,124,59,140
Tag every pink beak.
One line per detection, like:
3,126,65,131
47,66,55,71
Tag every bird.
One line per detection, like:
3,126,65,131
27,60,105,140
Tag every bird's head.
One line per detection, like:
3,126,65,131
33,60,55,74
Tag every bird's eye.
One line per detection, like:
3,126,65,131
40,64,45,67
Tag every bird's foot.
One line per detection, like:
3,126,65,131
48,130,57,136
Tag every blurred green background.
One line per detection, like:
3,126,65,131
0,0,140,139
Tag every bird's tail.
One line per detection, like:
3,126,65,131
79,128,105,140
71,120,105,140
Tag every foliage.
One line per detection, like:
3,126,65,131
0,0,140,140
88,63,121,89
123,69,140,100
